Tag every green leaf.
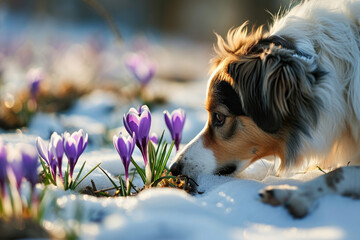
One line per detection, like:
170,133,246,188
39,158,56,185
64,162,70,190
72,161,86,186
159,141,175,178
127,170,136,195
148,141,156,180
98,192,110,197
155,130,165,158
154,142,167,174
73,162,101,190
316,166,327,174
155,144,168,180
119,176,126,196
130,157,146,184
99,166,119,190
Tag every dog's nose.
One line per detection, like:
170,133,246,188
170,162,183,176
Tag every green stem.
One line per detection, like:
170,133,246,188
145,163,152,186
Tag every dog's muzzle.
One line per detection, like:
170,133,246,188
169,126,217,180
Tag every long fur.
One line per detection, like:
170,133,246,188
211,0,360,171
170,0,360,181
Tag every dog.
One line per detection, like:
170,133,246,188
170,0,360,218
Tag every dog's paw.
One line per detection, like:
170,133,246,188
283,194,313,218
259,184,313,218
259,185,297,206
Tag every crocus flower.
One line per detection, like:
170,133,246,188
20,144,39,189
27,68,44,100
125,53,155,86
164,109,186,151
36,132,64,182
149,133,159,144
123,105,152,184
0,140,7,196
113,132,135,190
6,144,23,191
63,129,88,179
50,133,64,179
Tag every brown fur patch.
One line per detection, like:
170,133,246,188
202,115,286,164
325,168,344,190
211,23,265,72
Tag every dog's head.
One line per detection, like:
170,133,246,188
170,24,325,179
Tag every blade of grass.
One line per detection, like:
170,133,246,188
155,144,168,179
99,166,119,190
158,141,175,177
155,142,167,173
127,170,136,195
118,176,124,196
149,142,157,180
64,162,70,190
39,158,56,185
316,165,327,174
72,161,86,186
155,131,165,158
73,163,101,190
128,170,139,193
130,157,146,184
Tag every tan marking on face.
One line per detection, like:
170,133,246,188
202,115,286,165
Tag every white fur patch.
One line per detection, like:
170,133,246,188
172,125,217,179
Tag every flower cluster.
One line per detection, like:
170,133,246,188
36,129,95,190
112,105,186,194
123,105,152,184
0,139,39,217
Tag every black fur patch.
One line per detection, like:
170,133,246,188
248,35,313,60
284,129,302,168
248,35,297,55
224,119,237,140
215,163,237,175
211,80,245,116
227,57,283,133
226,35,325,136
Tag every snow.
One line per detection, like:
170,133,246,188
1,32,359,240
38,171,358,240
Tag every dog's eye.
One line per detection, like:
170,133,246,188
213,112,226,127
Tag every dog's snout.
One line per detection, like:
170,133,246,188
170,162,183,176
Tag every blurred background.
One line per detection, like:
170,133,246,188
2,0,293,41
0,0,294,145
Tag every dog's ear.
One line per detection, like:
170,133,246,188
262,46,323,135
228,56,283,133
228,46,322,134
262,46,316,117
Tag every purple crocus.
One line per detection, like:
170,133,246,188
125,53,155,86
20,144,39,189
113,132,135,190
123,105,152,184
27,68,44,100
0,140,7,196
164,109,186,151
36,132,64,182
63,129,88,179
149,133,159,144
6,144,23,191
